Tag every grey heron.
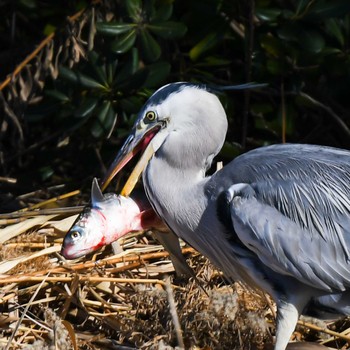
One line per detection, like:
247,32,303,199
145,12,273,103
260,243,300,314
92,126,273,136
101,82,350,350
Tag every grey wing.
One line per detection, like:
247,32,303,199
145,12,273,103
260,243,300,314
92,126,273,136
227,181,350,292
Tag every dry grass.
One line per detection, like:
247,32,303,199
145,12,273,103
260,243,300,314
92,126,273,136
0,206,349,349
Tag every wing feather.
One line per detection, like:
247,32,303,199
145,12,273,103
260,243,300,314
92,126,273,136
214,144,350,292
227,183,350,291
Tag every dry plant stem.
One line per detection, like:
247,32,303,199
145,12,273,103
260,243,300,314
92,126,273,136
262,292,276,319
0,218,27,225
4,272,51,350
296,320,350,343
0,276,186,290
4,243,57,248
17,190,80,212
165,277,184,349
320,326,350,345
0,176,17,184
298,91,350,139
0,206,84,219
0,9,85,91
20,247,196,277
61,320,78,350
0,33,54,91
60,274,80,319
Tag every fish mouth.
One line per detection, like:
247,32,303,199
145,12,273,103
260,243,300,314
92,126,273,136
60,244,78,260
101,125,161,194
61,243,97,260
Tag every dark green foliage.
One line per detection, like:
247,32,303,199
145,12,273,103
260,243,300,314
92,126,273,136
1,0,350,195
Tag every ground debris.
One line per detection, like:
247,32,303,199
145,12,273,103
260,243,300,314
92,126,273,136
0,209,348,349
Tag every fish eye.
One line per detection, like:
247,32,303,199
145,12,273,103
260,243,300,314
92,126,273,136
145,111,156,122
70,231,81,240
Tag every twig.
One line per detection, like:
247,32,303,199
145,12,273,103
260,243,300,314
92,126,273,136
0,276,186,290
0,176,17,184
0,9,85,92
0,33,54,91
3,243,57,248
297,319,350,343
17,190,80,212
165,277,184,349
320,326,350,346
0,206,84,220
298,91,350,139
4,272,50,350
22,247,197,277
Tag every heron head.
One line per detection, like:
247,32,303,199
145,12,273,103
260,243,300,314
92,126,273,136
101,82,265,194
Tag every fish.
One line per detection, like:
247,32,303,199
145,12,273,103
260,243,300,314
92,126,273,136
61,178,194,278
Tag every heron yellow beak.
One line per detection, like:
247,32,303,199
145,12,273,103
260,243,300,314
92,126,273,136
101,138,140,192
120,143,155,196
101,126,160,193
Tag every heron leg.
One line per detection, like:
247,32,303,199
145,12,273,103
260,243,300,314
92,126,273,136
153,231,194,278
274,300,303,350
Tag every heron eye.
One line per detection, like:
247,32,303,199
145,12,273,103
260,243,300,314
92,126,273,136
145,111,156,123
70,231,81,240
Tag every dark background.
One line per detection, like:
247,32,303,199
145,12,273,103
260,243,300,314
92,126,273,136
1,0,350,210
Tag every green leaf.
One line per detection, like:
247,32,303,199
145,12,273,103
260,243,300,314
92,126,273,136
87,51,107,85
321,47,343,55
120,96,143,114
139,30,161,62
152,3,173,21
106,55,119,84
255,8,281,21
143,62,171,87
59,66,105,89
260,35,284,57
148,21,187,39
130,47,139,75
278,24,325,54
325,18,344,46
74,98,99,118
117,68,149,91
251,102,274,114
126,0,142,20
39,166,54,181
25,102,62,122
43,24,56,36
266,59,286,75
220,142,241,159
195,56,231,67
91,101,115,138
97,101,111,124
306,1,350,20
114,49,139,86
96,22,136,36
44,90,70,102
277,23,300,42
301,30,325,53
189,31,223,61
295,0,310,16
19,0,36,9
110,30,137,54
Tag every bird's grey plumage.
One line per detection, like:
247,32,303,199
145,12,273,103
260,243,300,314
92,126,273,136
104,82,350,350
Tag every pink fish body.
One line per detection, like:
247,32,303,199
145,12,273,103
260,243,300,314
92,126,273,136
61,178,163,259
